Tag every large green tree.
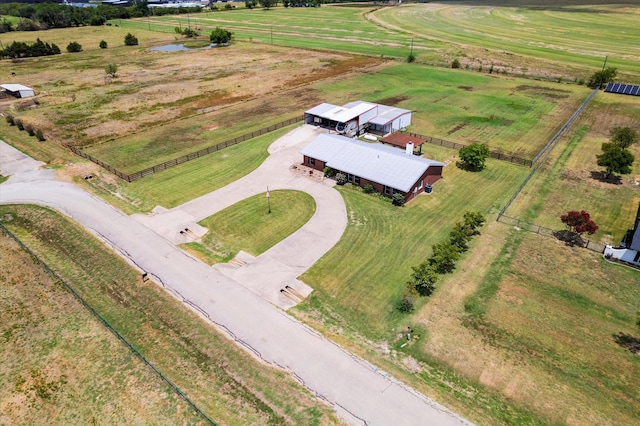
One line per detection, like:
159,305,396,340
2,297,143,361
458,143,490,171
428,242,461,274
259,0,276,9
596,143,634,179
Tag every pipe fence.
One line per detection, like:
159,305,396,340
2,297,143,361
65,115,304,183
398,131,533,167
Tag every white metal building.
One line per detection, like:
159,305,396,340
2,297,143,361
1,84,35,98
304,101,412,137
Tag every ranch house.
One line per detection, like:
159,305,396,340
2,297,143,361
604,203,640,267
300,133,444,203
304,101,411,137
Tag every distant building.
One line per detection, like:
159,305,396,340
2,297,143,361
0,84,35,99
304,101,411,137
604,203,640,266
301,133,444,203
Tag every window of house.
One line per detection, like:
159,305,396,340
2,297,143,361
384,185,392,195
354,176,361,185
418,180,423,189
309,157,315,165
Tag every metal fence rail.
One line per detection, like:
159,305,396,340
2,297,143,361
399,130,533,167
65,115,304,183
0,222,217,426
497,214,606,254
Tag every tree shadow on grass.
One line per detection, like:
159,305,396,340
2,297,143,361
613,332,640,354
590,171,622,185
552,230,585,247
455,161,483,172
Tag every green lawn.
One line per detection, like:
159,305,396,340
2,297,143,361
183,190,316,264
317,64,587,160
0,204,338,426
299,144,530,338
374,3,640,80
80,125,294,213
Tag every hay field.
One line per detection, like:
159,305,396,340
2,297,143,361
373,2,640,81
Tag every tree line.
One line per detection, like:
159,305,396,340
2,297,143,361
0,1,200,32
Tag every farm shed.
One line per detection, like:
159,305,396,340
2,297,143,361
605,202,640,266
304,101,411,137
0,84,35,99
301,134,443,203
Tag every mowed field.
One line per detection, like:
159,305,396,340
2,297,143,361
116,2,640,82
0,205,339,426
373,2,640,81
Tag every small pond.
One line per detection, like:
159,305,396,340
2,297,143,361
150,43,226,52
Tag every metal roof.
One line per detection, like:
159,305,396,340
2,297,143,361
368,104,411,126
1,84,34,92
301,134,444,193
305,102,377,124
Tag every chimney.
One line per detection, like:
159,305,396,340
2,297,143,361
406,142,414,155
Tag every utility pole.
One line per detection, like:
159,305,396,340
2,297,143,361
602,55,608,71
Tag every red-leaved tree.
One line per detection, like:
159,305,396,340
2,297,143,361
560,210,598,235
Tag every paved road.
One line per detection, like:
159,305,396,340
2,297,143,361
0,139,472,426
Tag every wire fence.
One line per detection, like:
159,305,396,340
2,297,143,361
0,222,217,426
497,88,599,218
497,214,606,254
398,130,533,167
65,115,304,183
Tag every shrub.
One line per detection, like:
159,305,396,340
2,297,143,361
15,119,24,130
66,41,82,53
397,283,417,313
363,183,375,194
210,27,232,44
406,53,416,63
99,40,107,49
323,166,335,177
105,63,118,78
124,33,139,46
478,65,483,72
488,63,494,74
335,173,347,186
36,129,45,141
225,2,232,9
391,193,405,206
409,262,438,297
5,114,14,125
24,123,35,136
451,58,461,69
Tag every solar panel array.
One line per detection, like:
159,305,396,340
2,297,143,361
604,82,640,96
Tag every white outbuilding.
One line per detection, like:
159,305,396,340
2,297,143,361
1,84,35,98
